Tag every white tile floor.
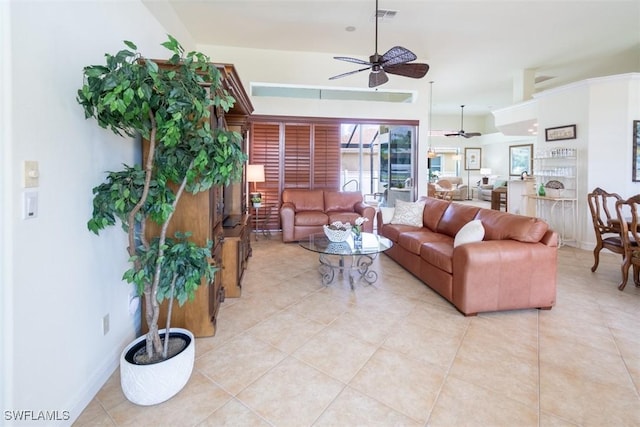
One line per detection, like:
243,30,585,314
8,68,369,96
75,235,640,426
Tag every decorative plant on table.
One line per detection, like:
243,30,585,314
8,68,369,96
352,217,369,248
77,35,246,364
352,217,369,237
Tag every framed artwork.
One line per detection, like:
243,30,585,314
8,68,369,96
509,144,533,176
633,121,640,182
464,147,481,170
545,124,576,141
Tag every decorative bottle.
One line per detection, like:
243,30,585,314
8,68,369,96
538,184,546,197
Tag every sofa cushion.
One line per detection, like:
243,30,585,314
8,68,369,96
328,212,361,226
420,241,455,273
474,209,548,243
282,189,325,212
391,200,425,227
436,203,481,237
398,230,453,255
419,197,450,231
454,220,485,247
380,207,395,224
324,191,361,212
294,211,328,226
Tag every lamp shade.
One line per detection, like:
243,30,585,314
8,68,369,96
480,168,492,176
246,164,265,183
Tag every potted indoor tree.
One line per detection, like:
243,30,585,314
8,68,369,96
77,36,246,405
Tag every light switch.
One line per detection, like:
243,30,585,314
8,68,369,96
24,161,39,188
23,191,38,219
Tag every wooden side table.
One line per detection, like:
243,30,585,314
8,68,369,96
491,187,508,211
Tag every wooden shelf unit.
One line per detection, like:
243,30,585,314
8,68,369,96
142,62,253,337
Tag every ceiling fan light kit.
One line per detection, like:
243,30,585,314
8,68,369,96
445,105,482,139
329,0,429,88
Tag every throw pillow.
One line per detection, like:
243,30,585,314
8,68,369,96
454,220,485,248
380,207,395,224
390,200,425,227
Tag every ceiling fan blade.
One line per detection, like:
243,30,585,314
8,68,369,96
369,70,389,88
384,63,430,79
380,46,417,67
464,132,482,138
334,56,372,66
445,132,462,137
329,66,372,80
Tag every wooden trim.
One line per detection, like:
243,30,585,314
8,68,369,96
249,114,418,126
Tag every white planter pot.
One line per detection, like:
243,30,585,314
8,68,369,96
120,328,194,406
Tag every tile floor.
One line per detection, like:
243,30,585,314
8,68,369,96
75,235,640,426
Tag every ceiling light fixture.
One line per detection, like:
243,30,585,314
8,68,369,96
427,81,436,159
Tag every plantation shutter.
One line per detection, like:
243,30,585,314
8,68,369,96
313,124,340,190
250,122,280,231
249,120,342,230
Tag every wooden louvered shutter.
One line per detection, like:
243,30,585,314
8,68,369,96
250,122,280,231
313,124,341,190
283,124,311,188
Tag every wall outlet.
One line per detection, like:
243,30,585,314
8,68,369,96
102,314,110,335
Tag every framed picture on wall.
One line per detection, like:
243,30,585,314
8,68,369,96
633,120,640,182
464,147,481,170
545,124,576,141
509,144,533,176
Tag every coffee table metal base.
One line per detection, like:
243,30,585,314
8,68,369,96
318,253,379,289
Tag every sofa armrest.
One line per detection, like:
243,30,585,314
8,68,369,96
452,240,557,314
280,202,296,242
354,202,376,232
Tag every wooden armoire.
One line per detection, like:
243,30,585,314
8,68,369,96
143,63,253,337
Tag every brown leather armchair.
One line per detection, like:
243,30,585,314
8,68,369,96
280,189,375,242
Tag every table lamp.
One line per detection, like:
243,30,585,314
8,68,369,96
480,168,492,185
246,164,265,206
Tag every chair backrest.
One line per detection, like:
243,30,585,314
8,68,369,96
615,194,640,252
587,187,622,235
427,183,436,197
437,179,453,190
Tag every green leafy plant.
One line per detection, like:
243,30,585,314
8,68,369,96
77,36,246,362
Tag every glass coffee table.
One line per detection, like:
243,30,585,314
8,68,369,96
299,232,393,289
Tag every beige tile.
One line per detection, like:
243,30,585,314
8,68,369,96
349,348,445,423
288,289,353,325
72,398,114,426
236,357,344,426
106,371,231,426
197,398,271,426
293,326,378,383
78,238,640,427
449,320,539,408
314,386,421,426
383,314,464,369
428,376,538,426
195,333,287,395
248,308,325,353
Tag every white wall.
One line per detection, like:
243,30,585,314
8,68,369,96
3,1,187,425
534,74,640,249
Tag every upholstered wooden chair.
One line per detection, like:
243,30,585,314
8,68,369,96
587,187,624,272
614,195,640,290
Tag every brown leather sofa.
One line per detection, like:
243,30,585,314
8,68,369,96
280,189,375,242
377,196,558,316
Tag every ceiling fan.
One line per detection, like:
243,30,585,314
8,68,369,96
445,105,482,138
328,0,429,88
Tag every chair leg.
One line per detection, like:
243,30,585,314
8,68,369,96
619,256,631,291
591,245,602,272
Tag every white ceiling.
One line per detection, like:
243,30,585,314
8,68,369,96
151,0,639,117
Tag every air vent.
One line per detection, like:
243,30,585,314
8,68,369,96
375,9,397,22
251,83,415,103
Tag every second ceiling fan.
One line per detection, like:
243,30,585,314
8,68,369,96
329,0,429,88
445,105,482,138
